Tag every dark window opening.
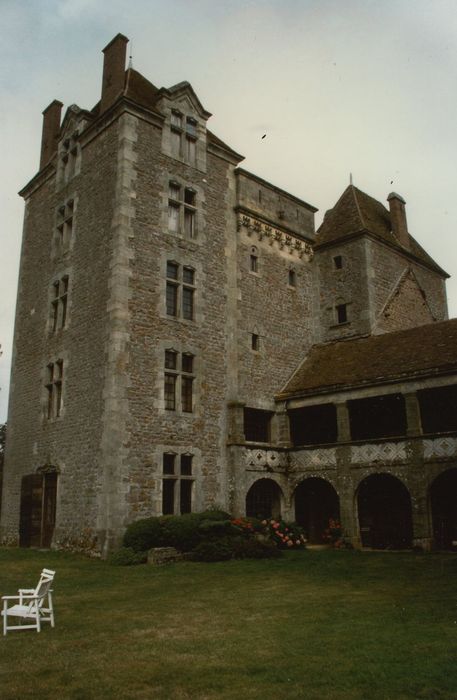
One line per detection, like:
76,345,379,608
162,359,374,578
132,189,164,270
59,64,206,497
162,479,175,515
250,255,258,273
180,454,193,476
348,393,406,441
418,385,457,434
336,303,348,324
289,404,337,446
244,408,272,443
288,269,296,287
251,333,259,351
180,480,193,514
163,453,175,475
333,255,343,270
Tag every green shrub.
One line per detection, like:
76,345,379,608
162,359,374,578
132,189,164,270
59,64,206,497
232,538,282,559
192,538,234,562
123,517,163,552
124,510,232,554
198,519,233,536
108,547,147,566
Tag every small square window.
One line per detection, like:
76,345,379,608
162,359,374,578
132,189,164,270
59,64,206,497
163,453,176,475
184,189,196,206
182,354,194,373
165,350,177,370
333,255,343,270
166,262,179,280
180,454,193,475
183,267,195,285
171,111,183,129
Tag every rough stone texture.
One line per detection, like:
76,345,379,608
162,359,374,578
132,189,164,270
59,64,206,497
147,547,187,565
2,41,455,555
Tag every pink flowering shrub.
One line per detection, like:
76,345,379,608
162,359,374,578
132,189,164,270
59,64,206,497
260,519,307,549
230,517,307,549
322,518,345,548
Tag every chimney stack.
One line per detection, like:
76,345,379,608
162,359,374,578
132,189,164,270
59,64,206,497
387,192,409,249
100,33,128,114
40,100,63,169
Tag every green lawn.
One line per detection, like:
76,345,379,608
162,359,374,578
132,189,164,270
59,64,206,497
0,547,456,700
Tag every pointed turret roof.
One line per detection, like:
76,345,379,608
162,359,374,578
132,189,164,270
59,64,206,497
316,185,447,276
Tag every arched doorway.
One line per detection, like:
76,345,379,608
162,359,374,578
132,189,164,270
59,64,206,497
430,468,457,550
19,468,58,548
294,478,340,544
357,473,412,549
245,478,282,519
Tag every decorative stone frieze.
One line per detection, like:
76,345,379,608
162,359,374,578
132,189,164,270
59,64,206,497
423,437,457,460
351,442,407,465
237,214,313,260
243,448,288,469
292,448,337,469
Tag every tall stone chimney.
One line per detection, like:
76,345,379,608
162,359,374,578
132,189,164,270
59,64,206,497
387,192,409,249
40,100,63,169
100,33,128,114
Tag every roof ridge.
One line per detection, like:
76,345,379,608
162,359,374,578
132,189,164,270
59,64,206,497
351,184,366,229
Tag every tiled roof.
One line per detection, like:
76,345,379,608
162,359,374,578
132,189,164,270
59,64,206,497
316,185,447,276
277,318,457,399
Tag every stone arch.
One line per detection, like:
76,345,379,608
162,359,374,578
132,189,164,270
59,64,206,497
356,473,413,549
294,477,340,544
245,478,283,520
429,468,457,550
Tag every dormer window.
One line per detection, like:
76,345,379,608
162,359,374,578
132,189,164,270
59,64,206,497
59,132,79,184
171,111,183,129
169,110,198,166
186,117,197,138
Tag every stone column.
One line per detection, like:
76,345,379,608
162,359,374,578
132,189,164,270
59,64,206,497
404,392,422,436
274,404,291,447
336,401,351,442
227,402,245,444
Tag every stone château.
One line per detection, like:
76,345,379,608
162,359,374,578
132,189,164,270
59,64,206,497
2,35,456,555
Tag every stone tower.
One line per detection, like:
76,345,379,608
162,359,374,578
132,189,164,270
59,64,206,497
313,184,448,343
1,35,316,555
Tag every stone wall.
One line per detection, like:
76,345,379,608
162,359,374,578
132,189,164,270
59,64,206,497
1,114,120,551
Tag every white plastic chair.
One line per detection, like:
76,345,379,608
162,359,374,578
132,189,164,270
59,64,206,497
2,568,55,635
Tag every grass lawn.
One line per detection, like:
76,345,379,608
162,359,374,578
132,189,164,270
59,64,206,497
0,547,456,700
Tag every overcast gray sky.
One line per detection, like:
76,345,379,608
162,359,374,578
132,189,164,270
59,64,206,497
1,0,457,421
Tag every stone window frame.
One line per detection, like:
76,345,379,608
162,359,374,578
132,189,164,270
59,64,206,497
167,179,198,239
249,246,260,275
335,302,349,325
163,347,197,414
160,251,203,326
169,108,199,167
49,274,70,333
288,267,297,288
165,260,196,321
333,255,343,270
161,451,195,515
53,195,77,258
155,445,203,514
57,130,81,187
44,358,64,420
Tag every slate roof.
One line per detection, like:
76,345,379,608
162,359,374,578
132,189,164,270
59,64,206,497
277,318,457,400
316,185,447,276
